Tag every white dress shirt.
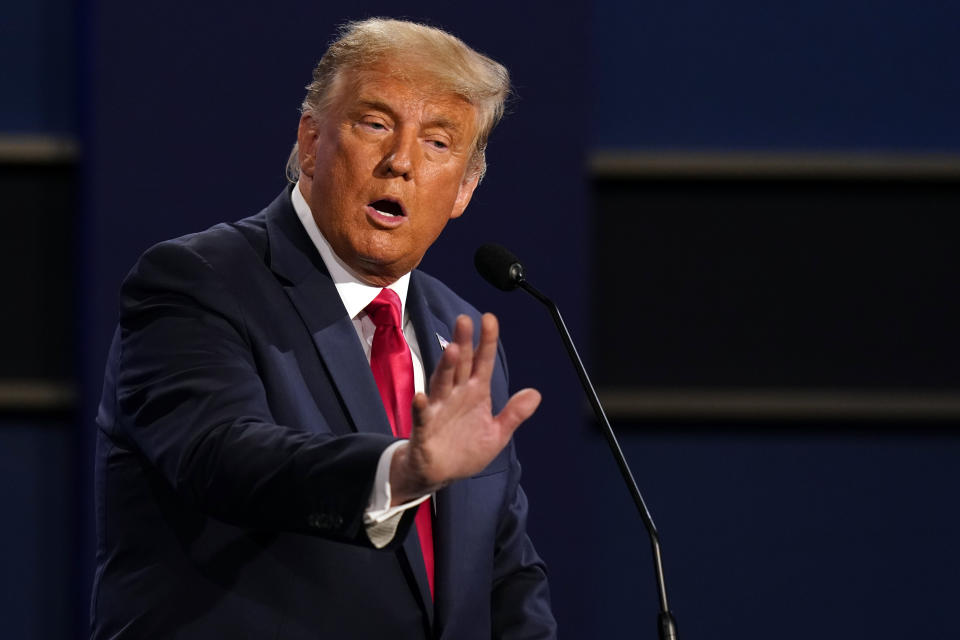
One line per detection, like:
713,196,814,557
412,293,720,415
291,183,430,547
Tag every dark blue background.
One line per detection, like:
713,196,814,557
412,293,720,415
592,0,960,151
3,0,959,637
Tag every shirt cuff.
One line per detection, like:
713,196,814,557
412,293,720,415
364,440,431,548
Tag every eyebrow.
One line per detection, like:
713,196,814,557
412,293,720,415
423,115,464,135
355,98,396,117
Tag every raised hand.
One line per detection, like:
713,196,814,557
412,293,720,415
389,313,541,504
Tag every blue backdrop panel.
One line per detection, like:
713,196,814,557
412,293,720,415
0,0,78,133
0,420,74,640
607,430,960,638
592,0,960,150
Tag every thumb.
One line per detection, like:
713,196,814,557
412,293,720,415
494,388,542,435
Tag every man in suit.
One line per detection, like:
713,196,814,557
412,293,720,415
91,17,556,639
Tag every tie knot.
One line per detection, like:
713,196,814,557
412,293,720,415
365,288,403,329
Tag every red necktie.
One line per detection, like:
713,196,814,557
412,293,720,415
366,288,434,599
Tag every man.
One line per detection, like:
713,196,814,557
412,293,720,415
91,18,556,639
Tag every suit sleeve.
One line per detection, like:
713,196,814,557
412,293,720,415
109,239,413,546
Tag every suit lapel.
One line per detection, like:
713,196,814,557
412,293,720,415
408,273,463,633
264,192,391,438
407,272,450,381
265,191,435,630
403,272,459,629
431,481,468,639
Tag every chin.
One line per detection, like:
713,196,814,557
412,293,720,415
355,254,410,284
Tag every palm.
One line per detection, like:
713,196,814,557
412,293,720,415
397,313,541,498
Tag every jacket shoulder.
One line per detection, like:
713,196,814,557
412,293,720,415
140,209,268,271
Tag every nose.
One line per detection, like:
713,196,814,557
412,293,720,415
378,127,417,179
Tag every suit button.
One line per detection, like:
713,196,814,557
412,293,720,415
308,512,341,530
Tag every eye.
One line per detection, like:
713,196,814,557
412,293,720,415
358,117,389,133
427,139,448,150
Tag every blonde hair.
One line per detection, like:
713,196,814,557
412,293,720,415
286,18,511,183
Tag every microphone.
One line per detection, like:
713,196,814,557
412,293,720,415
474,244,679,640
474,244,524,291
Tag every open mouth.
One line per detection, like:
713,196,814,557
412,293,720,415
369,199,405,218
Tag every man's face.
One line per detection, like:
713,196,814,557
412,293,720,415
297,63,480,286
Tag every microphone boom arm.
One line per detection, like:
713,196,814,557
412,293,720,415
515,276,679,640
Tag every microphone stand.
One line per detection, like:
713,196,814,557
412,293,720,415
515,277,679,640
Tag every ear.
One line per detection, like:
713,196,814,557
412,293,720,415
450,172,480,220
297,113,320,179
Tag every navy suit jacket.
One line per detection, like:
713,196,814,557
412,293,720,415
90,188,555,639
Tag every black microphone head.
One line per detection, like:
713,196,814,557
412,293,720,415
474,244,525,291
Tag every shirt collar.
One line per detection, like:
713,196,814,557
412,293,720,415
291,181,410,321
